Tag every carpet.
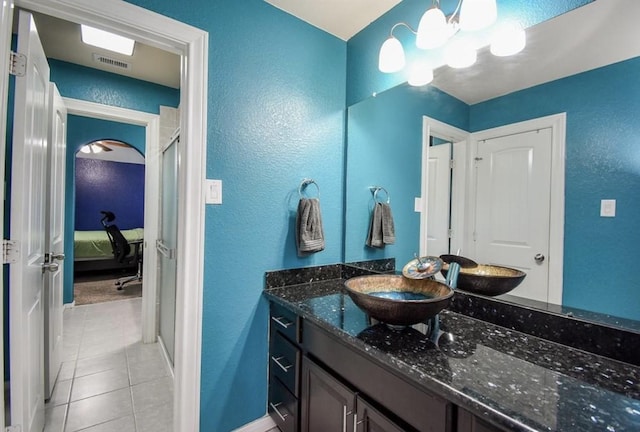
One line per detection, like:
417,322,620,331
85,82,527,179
74,276,142,305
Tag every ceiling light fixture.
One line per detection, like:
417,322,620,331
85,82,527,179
81,24,135,56
378,0,525,86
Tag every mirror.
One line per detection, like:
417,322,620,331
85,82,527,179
345,0,640,331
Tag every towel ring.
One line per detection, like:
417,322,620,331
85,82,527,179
372,186,390,204
299,178,320,199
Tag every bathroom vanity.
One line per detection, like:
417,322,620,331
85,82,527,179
264,264,640,432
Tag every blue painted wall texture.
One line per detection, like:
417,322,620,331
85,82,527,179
345,84,468,265
123,1,347,430
470,58,640,321
346,0,594,106
75,158,145,231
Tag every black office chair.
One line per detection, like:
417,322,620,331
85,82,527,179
100,211,143,290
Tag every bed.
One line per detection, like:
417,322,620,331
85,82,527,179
74,228,144,273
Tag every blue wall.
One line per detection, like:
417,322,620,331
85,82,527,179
123,1,346,430
75,158,145,230
470,58,640,321
345,84,468,265
346,0,593,106
63,116,145,303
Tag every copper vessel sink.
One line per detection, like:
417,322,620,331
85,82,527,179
441,264,525,296
344,275,453,326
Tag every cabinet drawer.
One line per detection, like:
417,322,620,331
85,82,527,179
270,302,299,343
270,330,300,396
269,376,298,432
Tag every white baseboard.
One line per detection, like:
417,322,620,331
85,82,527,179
232,414,277,432
157,335,175,380
63,301,75,309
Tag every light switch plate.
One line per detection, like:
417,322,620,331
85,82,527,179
600,199,615,217
205,179,222,204
414,197,422,212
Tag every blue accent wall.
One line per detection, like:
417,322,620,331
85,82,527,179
470,57,640,321
75,158,145,231
124,1,347,430
346,0,594,106
345,84,468,265
50,59,179,114
63,116,145,304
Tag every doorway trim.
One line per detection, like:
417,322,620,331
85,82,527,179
468,113,566,305
1,1,208,431
63,97,160,344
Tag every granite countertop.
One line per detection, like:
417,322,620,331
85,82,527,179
264,279,640,432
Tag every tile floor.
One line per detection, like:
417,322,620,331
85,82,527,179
44,297,174,432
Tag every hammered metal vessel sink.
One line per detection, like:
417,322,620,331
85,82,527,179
344,275,454,326
441,264,525,296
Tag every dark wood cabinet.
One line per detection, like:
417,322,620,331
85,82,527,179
457,408,506,432
355,396,406,432
301,357,356,432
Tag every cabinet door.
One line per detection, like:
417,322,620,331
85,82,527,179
355,396,406,432
301,357,355,432
457,408,507,432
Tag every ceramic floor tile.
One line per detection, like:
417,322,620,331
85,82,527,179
58,361,76,382
74,351,127,378
134,401,173,432
75,415,136,432
46,379,72,407
71,368,130,402
65,388,133,432
44,404,67,432
128,358,170,386
131,376,173,413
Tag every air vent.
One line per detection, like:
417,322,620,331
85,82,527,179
93,53,131,70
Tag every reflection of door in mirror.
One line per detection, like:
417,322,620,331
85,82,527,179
474,128,552,303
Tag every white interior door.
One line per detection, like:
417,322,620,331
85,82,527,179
9,10,51,432
425,142,451,257
157,131,179,365
474,128,552,302
44,83,66,400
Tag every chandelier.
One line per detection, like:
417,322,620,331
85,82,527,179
378,0,526,86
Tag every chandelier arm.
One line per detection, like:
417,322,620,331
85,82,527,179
447,0,464,25
390,22,417,37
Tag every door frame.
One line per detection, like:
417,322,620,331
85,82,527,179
468,113,566,305
420,116,469,257
63,97,160,344
0,1,208,430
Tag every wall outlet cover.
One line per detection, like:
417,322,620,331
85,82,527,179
600,199,615,217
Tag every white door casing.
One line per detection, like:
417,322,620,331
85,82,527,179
473,128,553,302
44,83,67,399
10,10,50,432
2,1,208,431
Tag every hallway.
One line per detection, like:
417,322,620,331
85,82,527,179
44,298,174,432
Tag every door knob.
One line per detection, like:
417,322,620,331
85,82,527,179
534,254,545,263
51,253,65,261
42,262,59,273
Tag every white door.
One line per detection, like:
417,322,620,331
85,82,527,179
9,10,51,432
474,128,552,302
157,131,179,364
425,142,451,257
44,83,66,400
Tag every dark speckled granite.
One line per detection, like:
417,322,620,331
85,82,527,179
450,291,640,367
264,279,640,432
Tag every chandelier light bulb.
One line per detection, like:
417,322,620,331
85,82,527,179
378,36,406,73
445,39,477,68
490,22,526,56
416,7,450,49
80,145,91,154
459,0,497,32
408,61,434,87
93,144,102,153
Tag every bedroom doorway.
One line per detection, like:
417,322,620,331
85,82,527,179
73,139,145,306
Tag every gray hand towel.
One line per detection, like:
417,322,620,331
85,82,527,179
366,202,395,248
296,198,325,255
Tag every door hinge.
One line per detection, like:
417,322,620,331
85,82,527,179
449,159,455,169
9,51,26,77
474,156,483,167
472,231,477,242
3,240,19,264
448,228,453,239
6,424,22,432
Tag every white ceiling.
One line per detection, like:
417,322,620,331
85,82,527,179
76,141,145,165
265,0,400,41
30,11,180,89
